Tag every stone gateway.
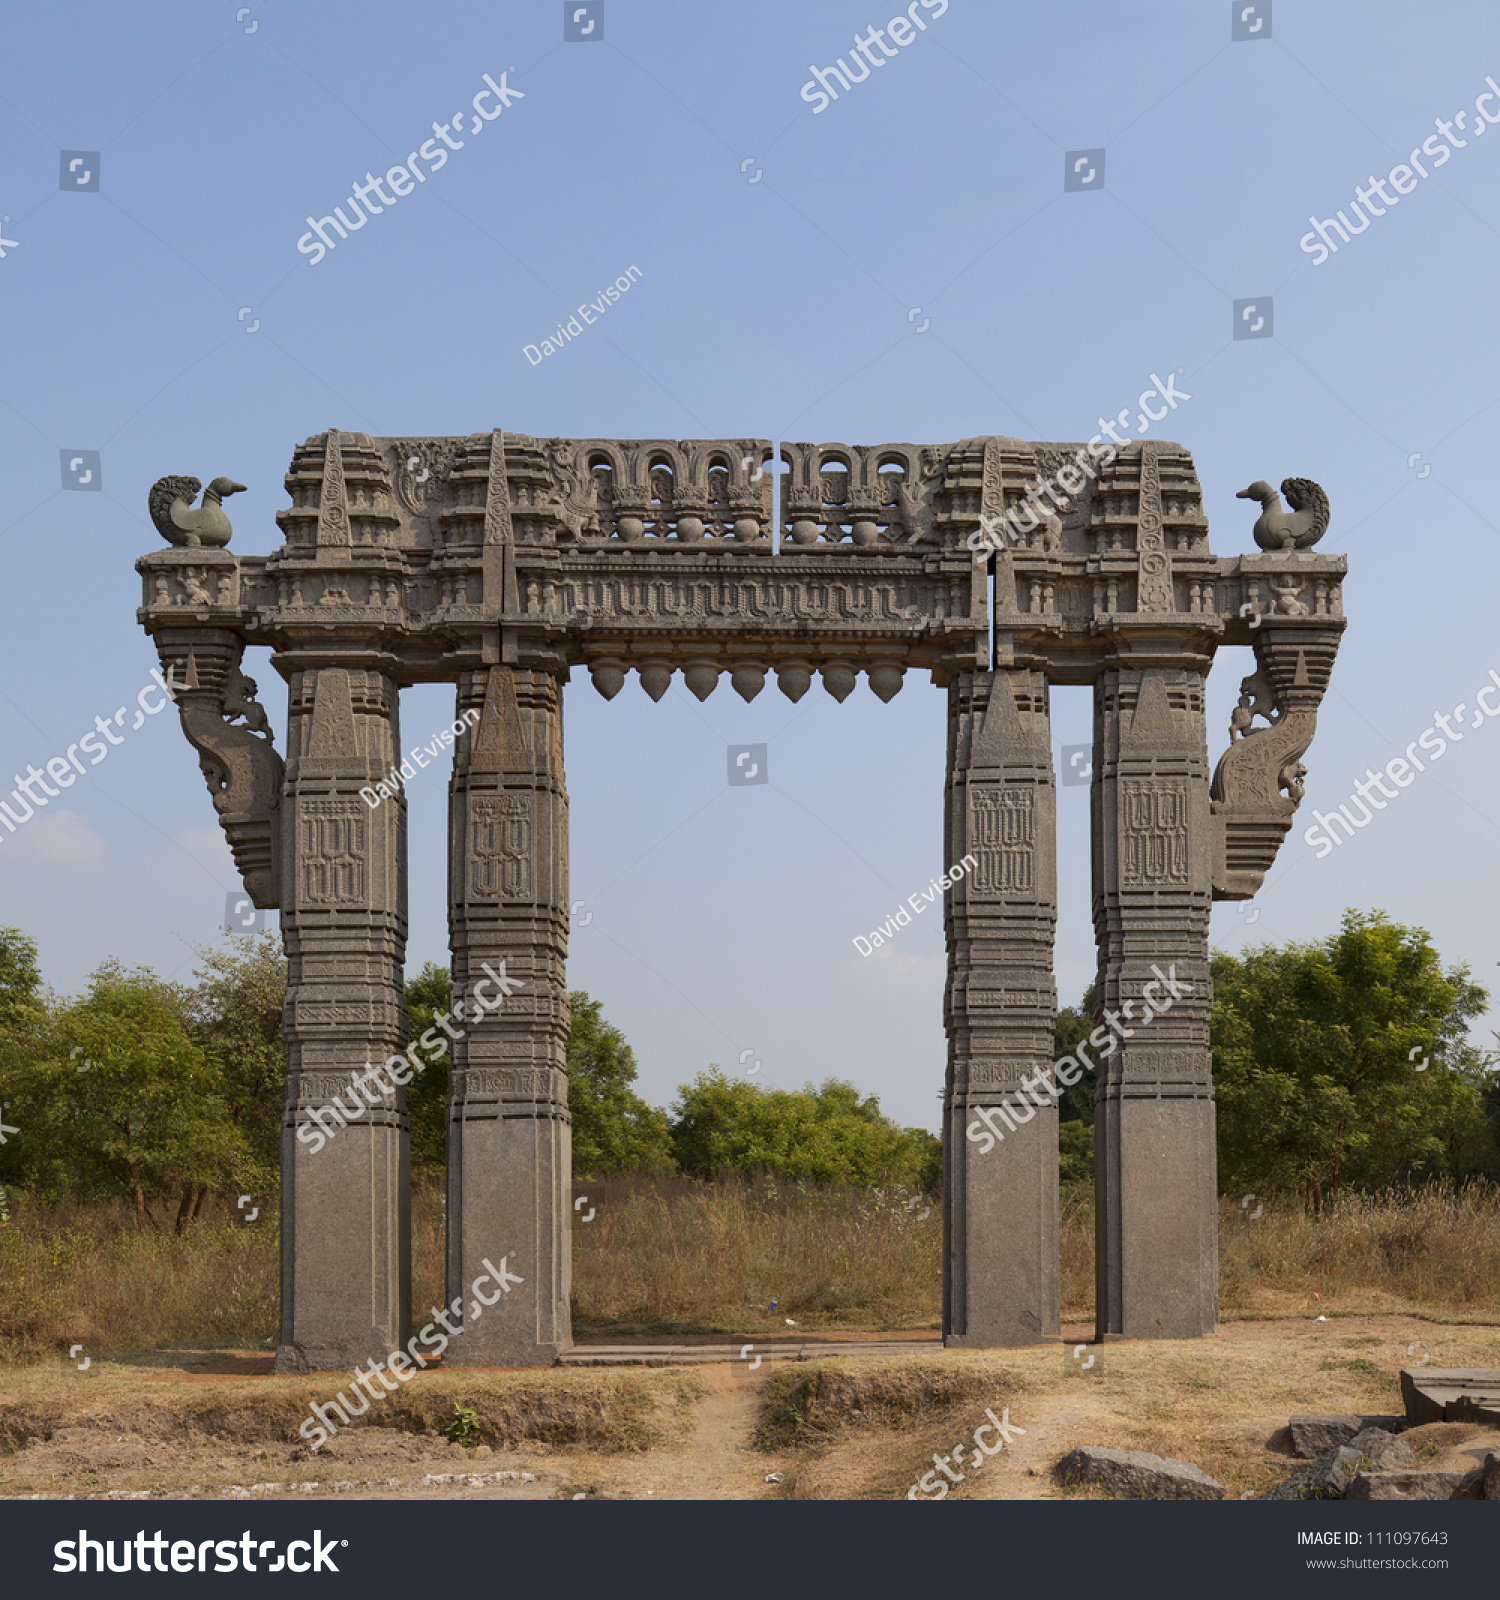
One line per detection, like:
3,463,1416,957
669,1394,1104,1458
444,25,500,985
137,429,1344,1367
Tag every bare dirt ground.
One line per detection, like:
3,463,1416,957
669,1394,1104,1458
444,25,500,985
2,1314,1496,1501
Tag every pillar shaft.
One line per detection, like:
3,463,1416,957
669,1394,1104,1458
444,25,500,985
1092,653,1218,1339
444,665,572,1364
944,667,1060,1346
276,660,410,1372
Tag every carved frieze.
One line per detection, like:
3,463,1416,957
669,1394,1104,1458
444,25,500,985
968,788,1036,895
469,793,533,899
1120,779,1189,887
298,800,367,905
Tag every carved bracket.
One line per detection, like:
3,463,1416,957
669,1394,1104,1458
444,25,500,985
1209,625,1343,898
153,634,284,909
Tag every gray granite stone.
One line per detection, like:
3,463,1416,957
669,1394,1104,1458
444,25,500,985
1346,1470,1469,1501
1287,1415,1365,1457
1054,1445,1224,1500
1262,1445,1365,1500
1346,1426,1415,1470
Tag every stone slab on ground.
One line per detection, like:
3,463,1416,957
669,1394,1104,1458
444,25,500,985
559,1340,944,1367
1054,1446,1224,1501
1346,1470,1468,1501
1263,1446,1364,1501
1400,1370,1500,1428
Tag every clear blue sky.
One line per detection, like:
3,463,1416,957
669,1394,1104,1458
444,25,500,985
3,0,1498,1134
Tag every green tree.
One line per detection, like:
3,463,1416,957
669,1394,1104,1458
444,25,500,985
405,961,455,1179
6,963,256,1228
0,926,45,1033
1053,984,1096,1183
670,1069,940,1189
566,991,674,1178
185,933,287,1183
1211,909,1495,1209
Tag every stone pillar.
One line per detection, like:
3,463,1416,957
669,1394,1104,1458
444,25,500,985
444,664,572,1364
944,667,1060,1346
1092,647,1218,1340
276,659,410,1372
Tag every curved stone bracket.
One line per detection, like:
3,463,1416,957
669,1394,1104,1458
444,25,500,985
155,636,284,909
1210,624,1343,899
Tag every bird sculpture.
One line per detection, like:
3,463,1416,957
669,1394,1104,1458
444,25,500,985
148,475,246,548
1235,477,1330,551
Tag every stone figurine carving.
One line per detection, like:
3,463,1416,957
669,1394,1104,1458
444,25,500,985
1236,476,1330,551
223,668,274,738
148,475,247,548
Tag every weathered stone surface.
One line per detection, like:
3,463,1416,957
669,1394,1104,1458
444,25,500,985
136,429,1347,1367
1288,1416,1353,1458
1486,1452,1500,1499
1347,1427,1416,1469
1284,1414,1402,1457
1400,1369,1500,1427
1054,1446,1224,1500
1093,645,1218,1341
1262,1445,1365,1500
1346,1470,1469,1501
944,669,1059,1347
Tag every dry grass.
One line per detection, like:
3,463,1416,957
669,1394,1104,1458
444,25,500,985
571,1174,939,1333
1215,1181,1500,1318
3,1177,1499,1364
763,1321,1500,1500
0,1194,277,1362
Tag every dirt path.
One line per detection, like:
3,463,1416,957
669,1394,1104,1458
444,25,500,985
575,1364,771,1500
5,1315,1498,1501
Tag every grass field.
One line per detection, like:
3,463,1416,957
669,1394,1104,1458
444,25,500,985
2,1176,1499,1363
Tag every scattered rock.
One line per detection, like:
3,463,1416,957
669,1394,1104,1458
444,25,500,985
1345,1470,1467,1501
1053,1447,1224,1501
1262,1445,1364,1500
1345,1428,1415,1470
1287,1416,1362,1458
1286,1414,1403,1458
